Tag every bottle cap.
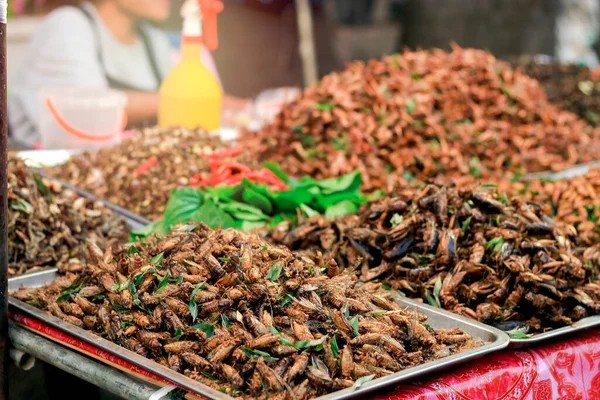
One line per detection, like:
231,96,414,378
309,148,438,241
199,0,224,51
181,0,202,38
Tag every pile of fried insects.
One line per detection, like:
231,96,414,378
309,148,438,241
48,126,258,220
12,224,483,399
8,156,128,277
270,183,600,335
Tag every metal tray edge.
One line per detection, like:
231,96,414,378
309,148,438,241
399,297,509,340
315,298,510,400
522,160,600,182
508,315,600,348
8,269,59,291
7,173,147,280
39,172,152,226
403,295,600,349
9,285,509,400
9,298,233,400
14,271,594,354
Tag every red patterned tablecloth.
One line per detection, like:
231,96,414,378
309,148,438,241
374,329,600,400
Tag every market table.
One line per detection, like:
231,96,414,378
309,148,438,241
9,311,600,400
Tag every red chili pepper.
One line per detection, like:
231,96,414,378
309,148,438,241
218,161,253,174
260,169,289,189
244,171,264,182
249,169,288,190
219,174,244,187
209,160,222,174
202,147,243,159
191,159,289,190
196,174,228,187
135,156,158,177
189,174,203,187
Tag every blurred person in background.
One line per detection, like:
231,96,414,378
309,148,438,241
9,0,246,147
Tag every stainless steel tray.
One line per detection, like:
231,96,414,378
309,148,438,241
508,316,600,348
8,270,509,400
7,175,148,279
8,269,60,289
523,160,600,182
41,173,151,228
513,161,600,346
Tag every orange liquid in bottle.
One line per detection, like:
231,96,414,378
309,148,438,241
158,40,222,131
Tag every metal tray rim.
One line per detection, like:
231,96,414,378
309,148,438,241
522,160,600,182
8,268,59,287
8,271,509,400
508,315,600,348
314,297,510,400
39,172,152,226
401,298,600,348
9,298,232,400
7,174,148,280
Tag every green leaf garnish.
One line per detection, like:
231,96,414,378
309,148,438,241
121,320,134,329
352,374,376,389
132,294,152,314
349,317,359,337
342,303,350,320
11,199,33,214
111,280,130,293
406,98,416,114
505,328,533,339
433,276,442,308
132,268,156,290
172,276,184,285
127,245,140,255
174,327,183,340
280,294,294,307
201,371,218,380
156,273,170,292
469,156,481,178
191,322,214,338
32,174,52,199
330,335,339,358
241,348,279,362
294,336,327,350
300,203,320,218
57,280,86,302
221,314,231,329
266,262,284,282
461,216,472,234
486,236,505,253
268,325,295,347
324,200,359,219
390,213,404,227
424,288,441,308
480,183,497,189
188,281,207,323
262,162,290,184
316,101,335,111
149,252,164,265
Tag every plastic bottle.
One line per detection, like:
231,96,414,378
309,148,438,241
158,0,224,131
